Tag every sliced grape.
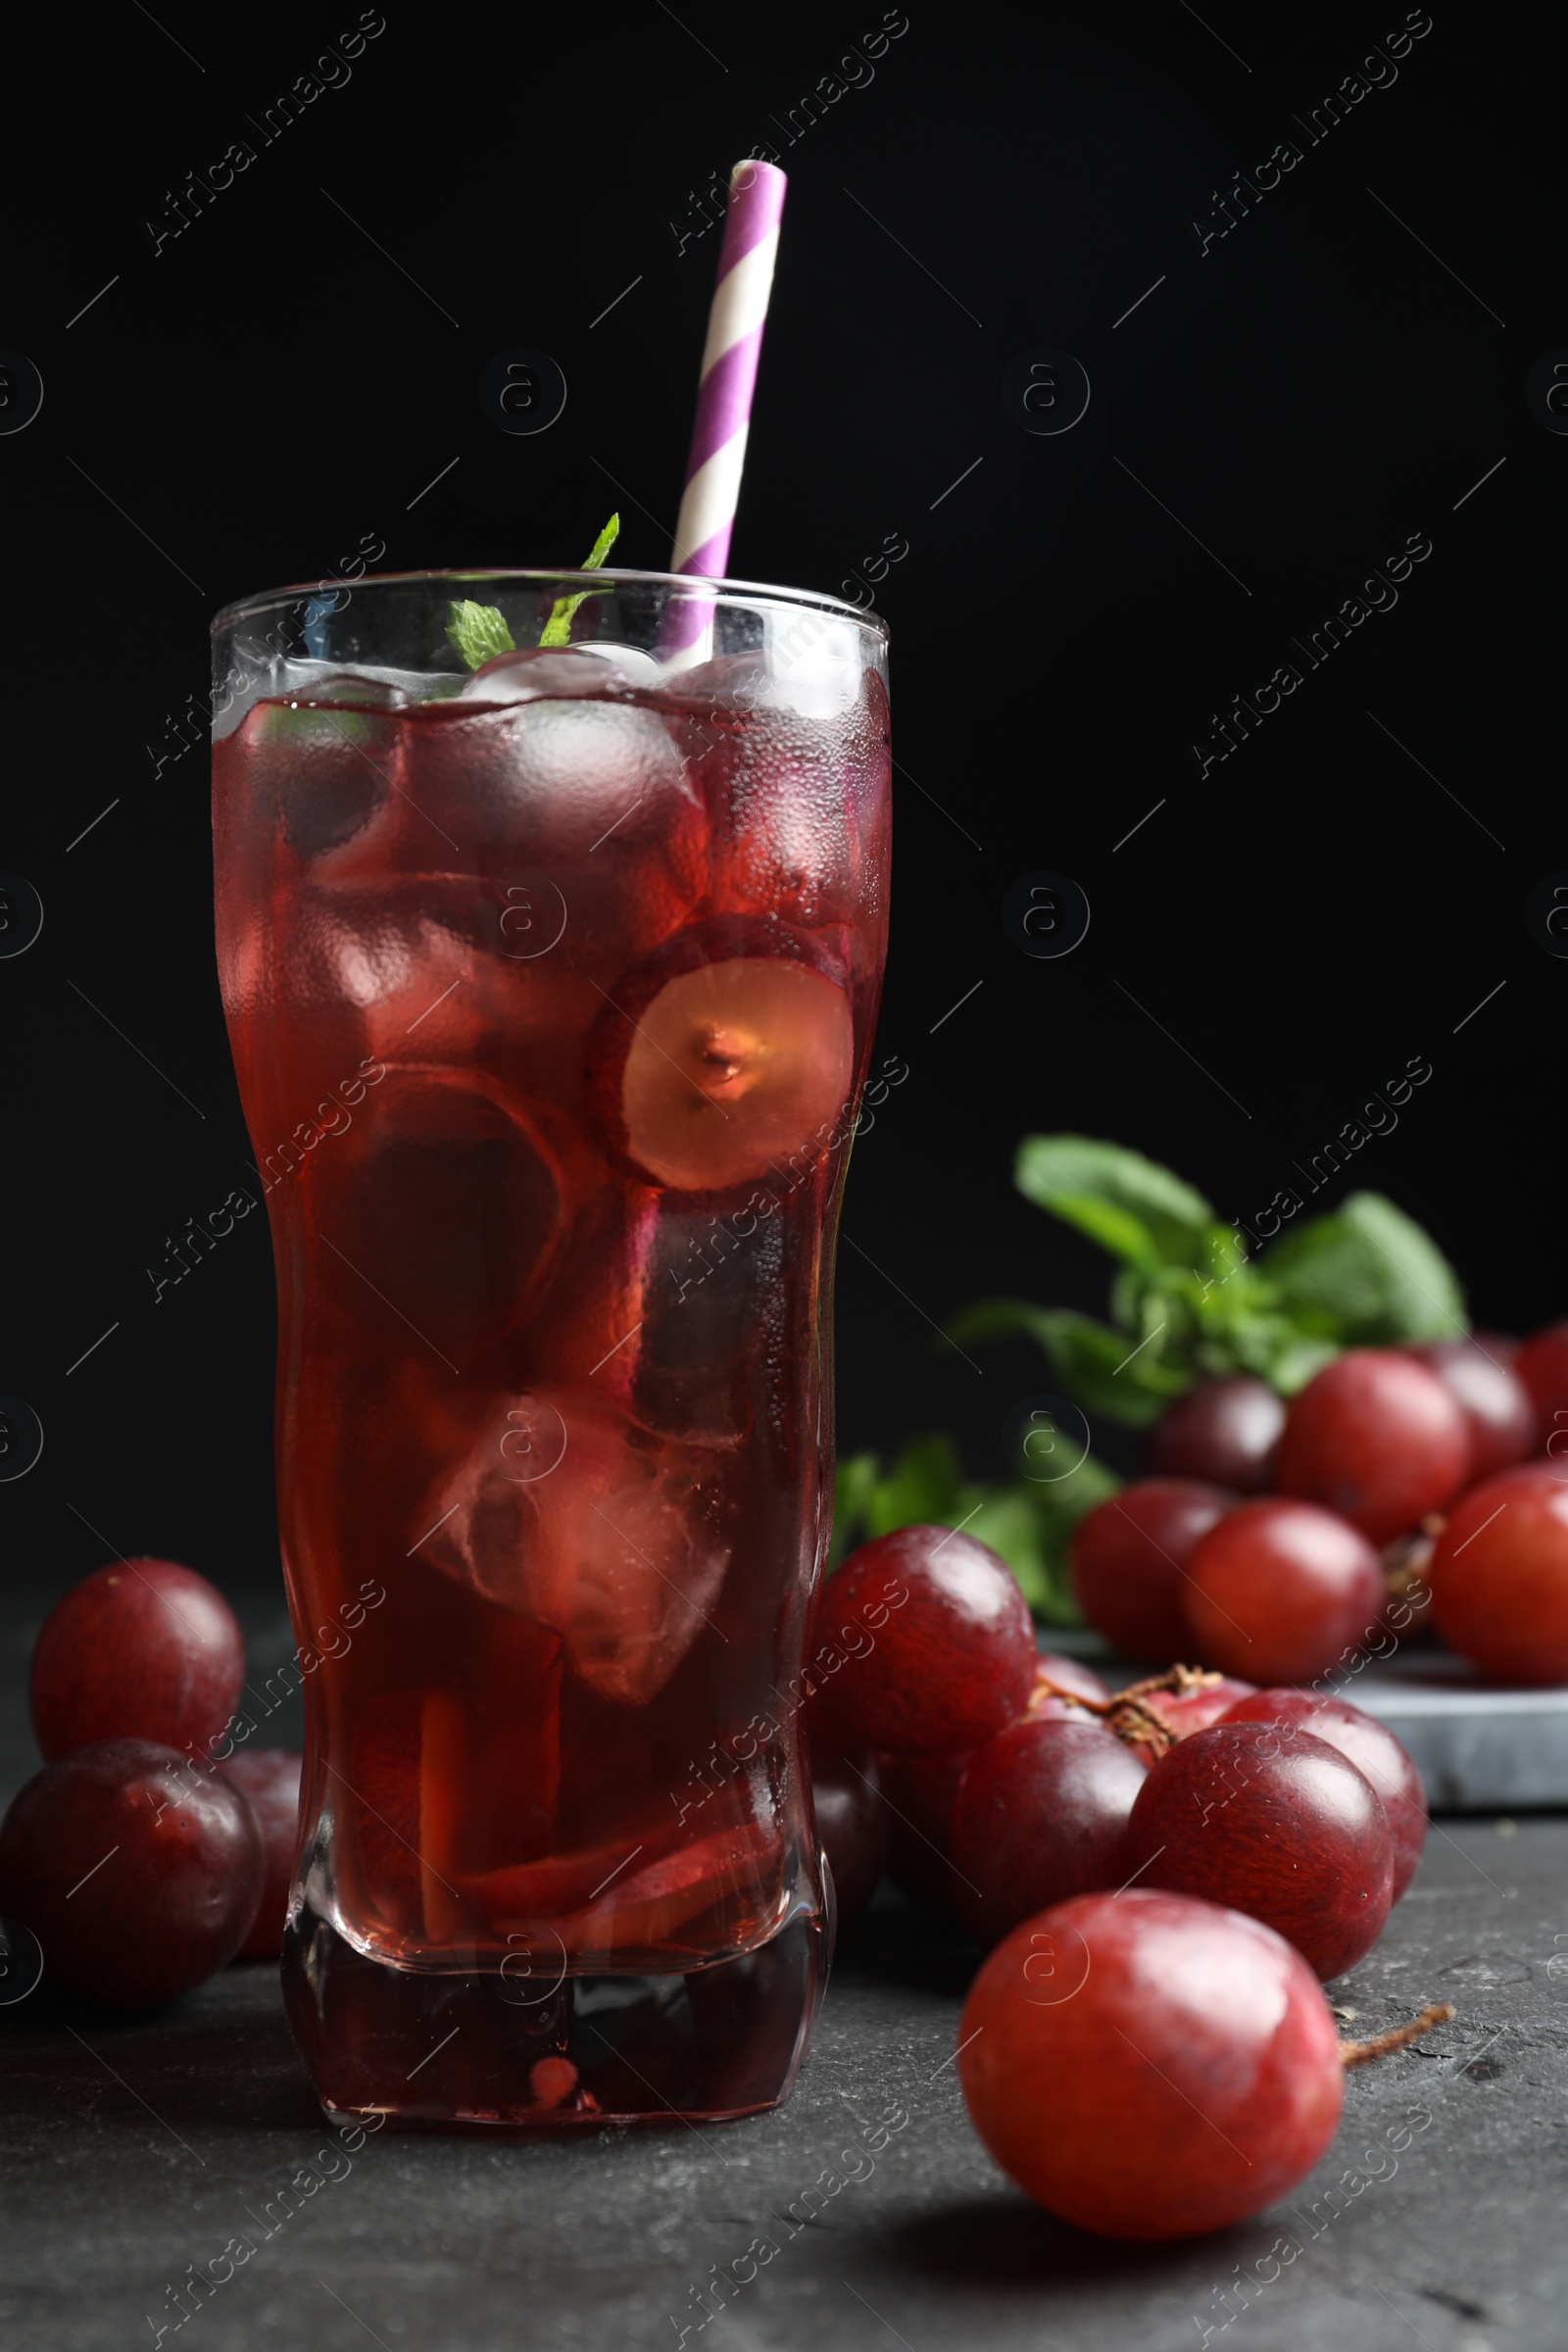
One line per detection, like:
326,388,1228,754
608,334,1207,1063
589,920,855,1192
310,1067,564,1359
461,1818,779,1955
244,697,392,858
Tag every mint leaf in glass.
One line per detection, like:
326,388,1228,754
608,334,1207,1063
540,513,620,648
445,516,621,667
446,600,515,670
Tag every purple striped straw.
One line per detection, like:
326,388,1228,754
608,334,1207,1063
663,160,788,655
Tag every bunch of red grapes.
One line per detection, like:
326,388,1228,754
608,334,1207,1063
1073,1329,1568,1687
0,1560,301,2007
799,1316,1568,2242
807,1517,1457,2236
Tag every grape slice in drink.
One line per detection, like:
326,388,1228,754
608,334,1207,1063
585,917,856,1193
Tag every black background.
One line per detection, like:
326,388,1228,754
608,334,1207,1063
2,1,1557,1600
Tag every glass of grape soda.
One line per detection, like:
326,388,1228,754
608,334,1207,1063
211,567,891,2128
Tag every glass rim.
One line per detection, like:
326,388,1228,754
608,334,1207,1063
211,565,891,643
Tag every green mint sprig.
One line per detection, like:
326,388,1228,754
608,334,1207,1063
540,513,620,646
445,514,620,669
827,1133,1466,1623
829,1432,1116,1624
947,1134,1468,1427
446,600,515,670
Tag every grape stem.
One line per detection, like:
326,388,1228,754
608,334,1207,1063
1383,1517,1442,1615
1339,2001,1455,2069
1033,1663,1226,1761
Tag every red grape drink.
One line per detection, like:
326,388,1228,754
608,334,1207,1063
212,569,891,2129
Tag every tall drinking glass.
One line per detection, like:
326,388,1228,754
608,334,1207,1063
211,570,891,2129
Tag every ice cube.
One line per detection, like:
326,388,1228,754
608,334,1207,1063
761,620,867,720
305,873,583,1062
214,659,464,740
458,648,627,704
215,656,330,741
717,704,875,924
529,1420,734,1706
313,878,474,1046
658,651,769,715
419,1391,732,1707
285,669,411,710
572,643,663,688
656,629,868,721
466,694,693,861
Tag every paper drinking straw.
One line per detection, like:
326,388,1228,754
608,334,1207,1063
663,159,788,656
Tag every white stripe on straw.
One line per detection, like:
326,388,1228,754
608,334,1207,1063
663,159,788,665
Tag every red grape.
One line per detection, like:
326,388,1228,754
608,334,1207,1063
1515,1320,1568,1455
1147,1377,1285,1493
0,1739,264,2006
1124,1721,1394,1979
1222,1690,1426,1899
807,1740,888,1927
29,1557,245,1764
1070,1480,1235,1662
958,1889,1344,2237
949,1720,1144,1944
1276,1349,1469,1543
1409,1338,1535,1484
1136,1673,1256,1745
1182,1498,1386,1683
1426,1463,1568,1684
813,1526,1034,1753
878,1748,969,1913
219,1747,302,1959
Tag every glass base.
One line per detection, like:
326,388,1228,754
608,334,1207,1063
281,1886,833,2132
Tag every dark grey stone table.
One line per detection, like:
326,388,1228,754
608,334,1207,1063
2,1580,1565,2350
